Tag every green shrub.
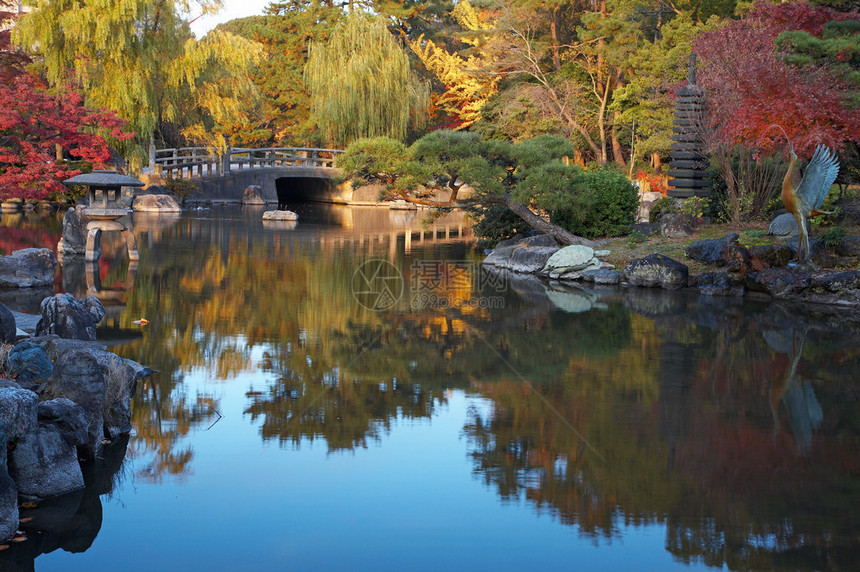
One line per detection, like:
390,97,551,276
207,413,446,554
678,196,710,219
820,227,847,248
626,229,648,248
648,197,677,223
471,204,532,249
550,168,639,238
163,176,199,201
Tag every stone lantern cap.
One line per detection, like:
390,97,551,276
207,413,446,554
64,170,145,188
65,170,145,216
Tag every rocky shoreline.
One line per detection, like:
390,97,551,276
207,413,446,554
0,250,154,544
484,232,860,307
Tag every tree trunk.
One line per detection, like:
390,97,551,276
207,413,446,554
507,200,597,247
651,152,662,174
611,110,626,170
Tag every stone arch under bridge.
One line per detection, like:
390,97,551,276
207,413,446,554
183,167,356,204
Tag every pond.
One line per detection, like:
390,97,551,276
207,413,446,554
1,204,859,571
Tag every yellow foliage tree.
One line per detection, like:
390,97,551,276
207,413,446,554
14,0,263,167
409,1,499,129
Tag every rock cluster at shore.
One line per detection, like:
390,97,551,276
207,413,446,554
483,233,860,307
0,285,154,542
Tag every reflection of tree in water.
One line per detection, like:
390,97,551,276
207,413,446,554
463,294,860,569
245,360,444,452
131,377,219,482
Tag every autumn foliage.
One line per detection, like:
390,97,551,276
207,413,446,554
0,75,132,201
694,1,860,157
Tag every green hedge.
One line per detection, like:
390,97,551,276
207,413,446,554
551,168,639,238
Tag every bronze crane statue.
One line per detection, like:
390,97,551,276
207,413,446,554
770,126,840,262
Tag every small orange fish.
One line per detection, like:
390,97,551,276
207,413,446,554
133,319,149,326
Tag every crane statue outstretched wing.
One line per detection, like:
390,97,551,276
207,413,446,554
796,144,840,211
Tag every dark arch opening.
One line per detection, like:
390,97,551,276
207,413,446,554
275,177,332,206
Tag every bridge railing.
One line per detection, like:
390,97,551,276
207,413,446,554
150,145,344,180
153,147,222,179
230,147,343,170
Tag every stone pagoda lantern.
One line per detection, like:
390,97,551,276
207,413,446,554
667,54,711,198
63,170,145,262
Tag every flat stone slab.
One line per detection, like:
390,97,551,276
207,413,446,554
262,210,299,221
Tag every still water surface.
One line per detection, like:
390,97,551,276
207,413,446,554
1,204,859,571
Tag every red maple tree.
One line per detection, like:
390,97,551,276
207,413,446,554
0,74,133,201
694,1,860,157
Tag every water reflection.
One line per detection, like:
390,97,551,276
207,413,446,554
2,205,859,570
4,437,129,565
464,282,860,569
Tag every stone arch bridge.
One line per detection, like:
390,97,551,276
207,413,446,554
145,146,367,204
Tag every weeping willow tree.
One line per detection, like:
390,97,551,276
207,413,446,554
14,0,263,169
304,12,429,146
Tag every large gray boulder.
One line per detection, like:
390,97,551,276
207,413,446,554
41,350,106,458
0,459,17,542
57,206,87,256
35,294,105,341
585,268,623,285
132,194,181,212
5,341,54,389
98,351,152,439
686,233,741,265
746,268,812,299
660,213,695,238
0,248,57,288
8,425,85,500
697,271,745,297
484,234,561,274
837,236,860,257
38,338,154,441
0,301,15,343
507,246,559,273
38,398,89,447
0,385,39,440
749,244,792,268
623,253,689,290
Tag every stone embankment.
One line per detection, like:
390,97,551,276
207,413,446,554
483,232,860,307
0,248,154,543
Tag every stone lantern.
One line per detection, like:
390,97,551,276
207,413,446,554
63,170,145,262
